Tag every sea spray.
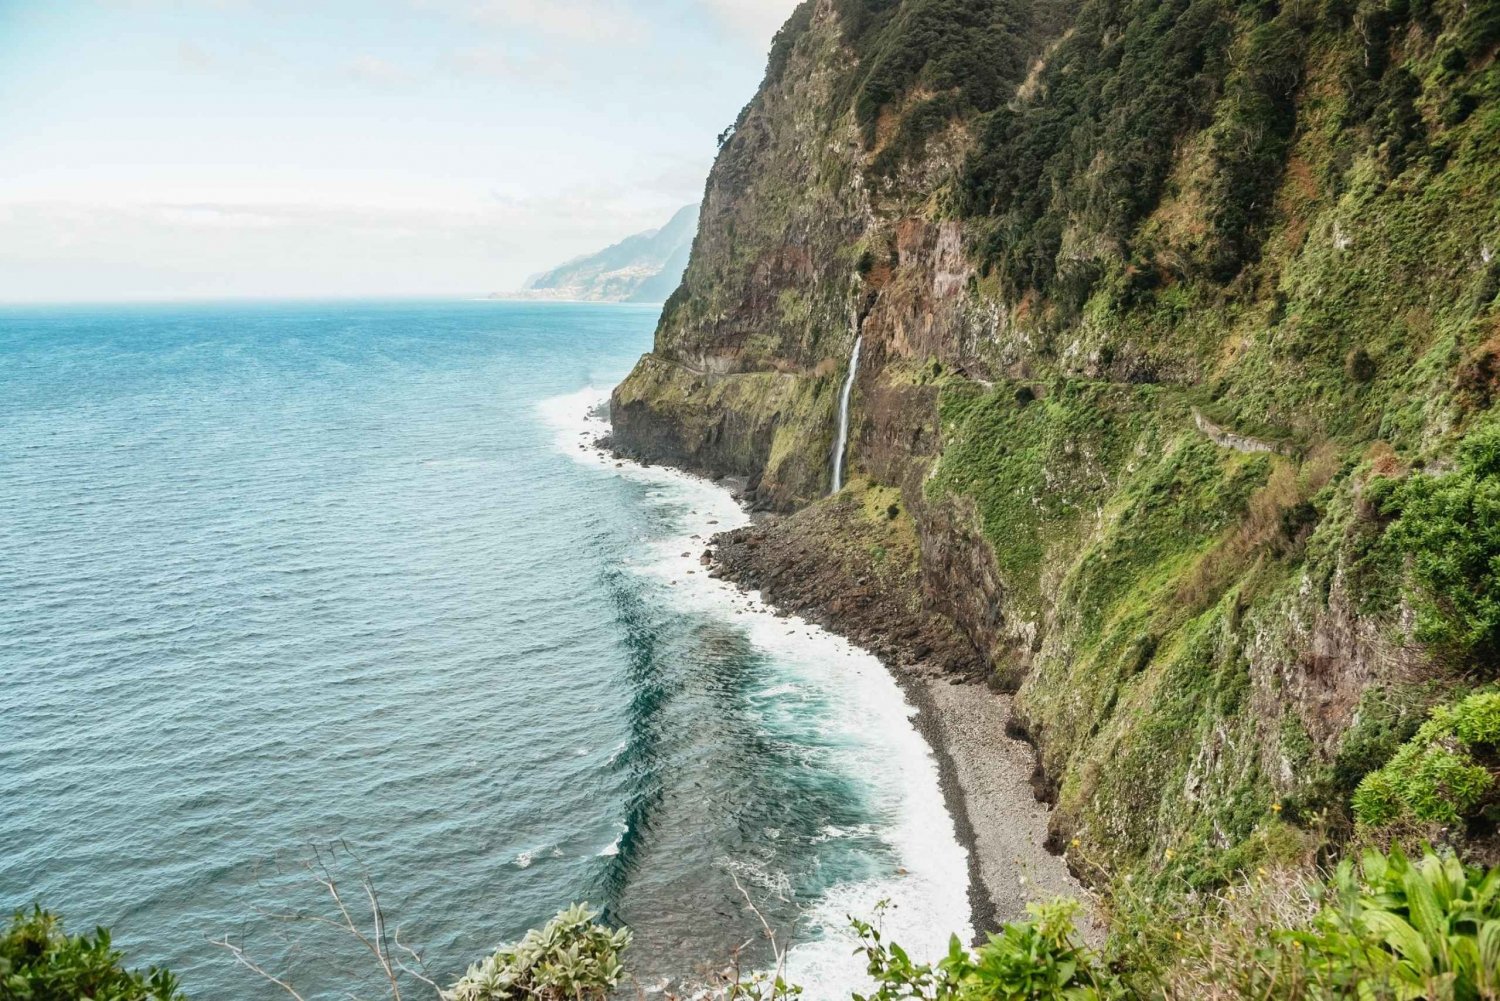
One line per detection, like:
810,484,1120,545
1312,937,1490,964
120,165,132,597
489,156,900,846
830,337,862,494
539,387,972,998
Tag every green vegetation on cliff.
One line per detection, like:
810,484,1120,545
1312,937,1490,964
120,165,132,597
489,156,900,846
1371,418,1500,667
612,0,1500,933
1354,690,1500,833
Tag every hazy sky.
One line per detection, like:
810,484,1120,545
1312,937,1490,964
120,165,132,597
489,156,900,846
0,0,800,301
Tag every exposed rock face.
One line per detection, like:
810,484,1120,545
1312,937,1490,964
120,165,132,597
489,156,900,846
708,487,982,676
613,0,1500,879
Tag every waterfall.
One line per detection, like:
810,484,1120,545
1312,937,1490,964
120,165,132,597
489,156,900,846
830,336,863,494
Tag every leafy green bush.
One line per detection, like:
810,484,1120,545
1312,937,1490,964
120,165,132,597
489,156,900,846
1287,847,1500,1001
442,904,629,1001
1375,416,1500,667
1457,693,1500,746
1109,847,1500,1000
850,899,1113,1001
0,908,183,1001
1353,691,1499,832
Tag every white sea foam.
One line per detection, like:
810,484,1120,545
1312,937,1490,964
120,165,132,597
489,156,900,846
754,682,801,700
512,842,566,870
537,387,973,999
598,821,629,858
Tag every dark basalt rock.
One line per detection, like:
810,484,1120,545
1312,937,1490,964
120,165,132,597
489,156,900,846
706,500,983,681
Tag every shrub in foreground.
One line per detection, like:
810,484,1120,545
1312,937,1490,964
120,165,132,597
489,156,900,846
14,847,1500,1000
852,898,1110,1001
1113,847,1500,1001
441,903,629,1001
1293,847,1500,1001
0,907,184,1001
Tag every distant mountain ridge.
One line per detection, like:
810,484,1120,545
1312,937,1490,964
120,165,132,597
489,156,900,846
503,205,698,303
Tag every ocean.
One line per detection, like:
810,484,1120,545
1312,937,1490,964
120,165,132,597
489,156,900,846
0,300,969,998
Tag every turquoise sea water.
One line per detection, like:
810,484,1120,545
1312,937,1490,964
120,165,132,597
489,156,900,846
0,301,968,998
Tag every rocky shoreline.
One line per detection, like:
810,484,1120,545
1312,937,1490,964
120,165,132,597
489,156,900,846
701,494,1090,938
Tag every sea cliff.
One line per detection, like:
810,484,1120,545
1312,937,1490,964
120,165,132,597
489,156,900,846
612,0,1500,902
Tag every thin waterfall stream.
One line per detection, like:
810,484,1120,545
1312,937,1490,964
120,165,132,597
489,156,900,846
830,336,862,493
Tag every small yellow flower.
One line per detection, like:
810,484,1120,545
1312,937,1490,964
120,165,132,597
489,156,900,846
1174,931,1183,942
1270,802,1283,813
1256,867,1268,877
1070,838,1081,849
1164,849,1175,861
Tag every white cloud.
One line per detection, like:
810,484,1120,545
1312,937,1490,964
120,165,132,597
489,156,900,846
175,39,218,73
443,44,563,85
696,0,801,41
427,0,645,42
0,178,701,301
100,0,255,9
154,204,285,229
344,53,415,87
446,44,522,79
